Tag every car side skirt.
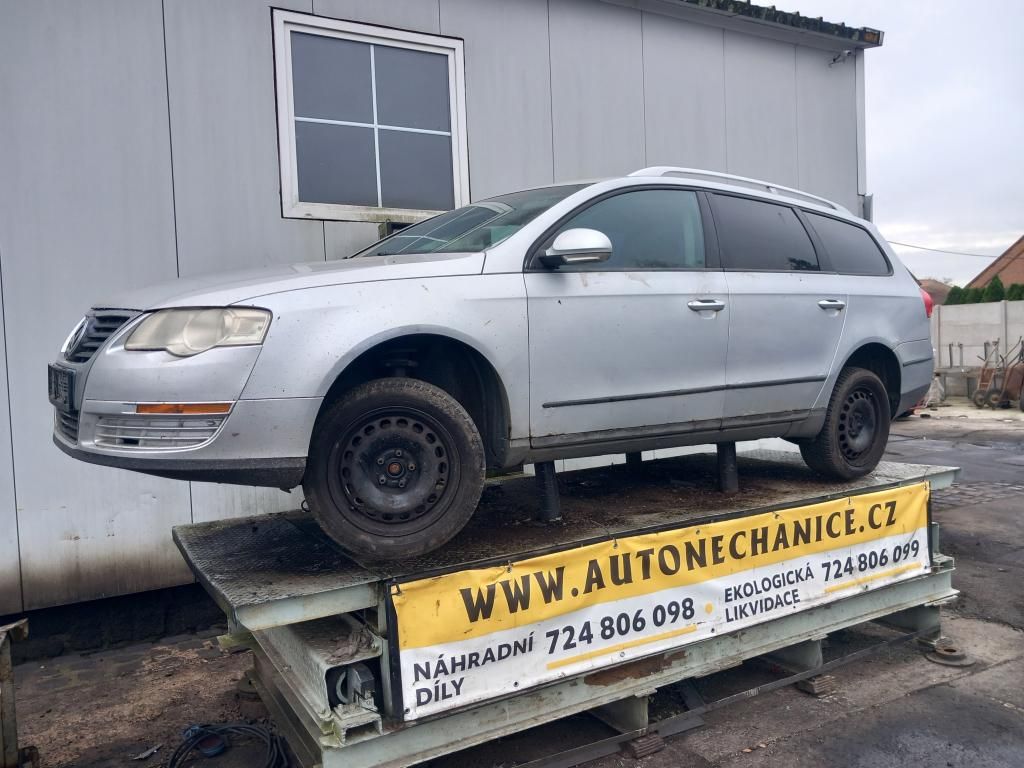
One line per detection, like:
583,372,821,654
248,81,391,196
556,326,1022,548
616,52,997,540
512,409,825,465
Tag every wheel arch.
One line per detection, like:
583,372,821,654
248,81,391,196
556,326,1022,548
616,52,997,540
315,329,512,468
839,342,901,416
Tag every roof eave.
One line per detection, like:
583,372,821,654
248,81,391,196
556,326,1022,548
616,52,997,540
615,0,884,52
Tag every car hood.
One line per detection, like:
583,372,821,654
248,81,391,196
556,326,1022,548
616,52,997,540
93,252,486,310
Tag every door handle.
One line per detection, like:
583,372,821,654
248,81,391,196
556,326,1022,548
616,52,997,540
818,299,847,311
687,299,725,312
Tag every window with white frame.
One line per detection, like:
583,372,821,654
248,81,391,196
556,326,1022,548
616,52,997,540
273,11,469,222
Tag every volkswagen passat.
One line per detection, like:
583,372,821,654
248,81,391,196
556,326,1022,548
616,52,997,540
50,167,934,558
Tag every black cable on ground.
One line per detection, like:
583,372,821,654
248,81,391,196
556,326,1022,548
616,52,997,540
167,723,288,768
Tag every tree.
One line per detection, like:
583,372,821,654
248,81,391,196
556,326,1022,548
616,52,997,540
965,287,985,303
1007,283,1024,301
945,285,965,305
983,276,1006,303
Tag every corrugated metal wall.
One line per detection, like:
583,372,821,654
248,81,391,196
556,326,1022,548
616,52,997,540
0,0,864,612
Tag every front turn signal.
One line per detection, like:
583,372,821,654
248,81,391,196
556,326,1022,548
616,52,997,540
135,402,232,415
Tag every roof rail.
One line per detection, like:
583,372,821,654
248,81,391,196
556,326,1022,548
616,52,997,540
628,166,845,212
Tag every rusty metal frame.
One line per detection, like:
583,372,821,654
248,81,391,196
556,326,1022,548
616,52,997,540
175,458,960,768
248,559,955,768
1,620,37,768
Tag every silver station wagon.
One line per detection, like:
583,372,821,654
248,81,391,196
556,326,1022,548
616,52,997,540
50,167,934,558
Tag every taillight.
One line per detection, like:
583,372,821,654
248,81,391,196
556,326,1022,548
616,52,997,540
919,287,934,318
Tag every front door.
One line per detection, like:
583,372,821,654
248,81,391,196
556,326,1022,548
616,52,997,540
707,193,848,427
525,188,729,448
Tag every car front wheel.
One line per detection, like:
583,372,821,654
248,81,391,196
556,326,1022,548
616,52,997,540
800,367,890,480
304,378,486,559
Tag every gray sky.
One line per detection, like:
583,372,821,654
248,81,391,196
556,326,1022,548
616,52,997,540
787,0,1023,285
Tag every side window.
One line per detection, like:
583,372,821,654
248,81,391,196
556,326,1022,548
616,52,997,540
805,213,891,276
546,189,706,270
710,194,819,272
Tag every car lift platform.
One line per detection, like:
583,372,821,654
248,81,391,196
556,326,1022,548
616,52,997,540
174,450,960,768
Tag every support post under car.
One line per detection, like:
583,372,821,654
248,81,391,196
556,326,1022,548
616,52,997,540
534,461,562,522
717,442,738,494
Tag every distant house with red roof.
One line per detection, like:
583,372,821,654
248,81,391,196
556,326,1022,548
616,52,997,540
967,235,1024,289
918,278,953,306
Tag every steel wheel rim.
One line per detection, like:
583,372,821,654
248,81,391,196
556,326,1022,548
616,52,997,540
326,407,459,533
838,386,879,461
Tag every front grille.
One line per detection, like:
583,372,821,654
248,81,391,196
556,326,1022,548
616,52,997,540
94,414,227,450
56,410,80,443
65,312,135,364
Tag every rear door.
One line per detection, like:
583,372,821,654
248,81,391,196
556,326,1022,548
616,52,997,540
709,193,848,428
525,187,729,446
801,210,919,345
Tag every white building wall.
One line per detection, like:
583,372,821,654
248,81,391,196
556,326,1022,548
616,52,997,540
932,301,1024,369
0,0,193,610
0,0,870,611
0,287,18,615
643,15,728,171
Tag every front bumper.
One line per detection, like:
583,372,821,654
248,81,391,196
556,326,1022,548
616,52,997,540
53,435,307,487
51,312,323,488
53,396,322,488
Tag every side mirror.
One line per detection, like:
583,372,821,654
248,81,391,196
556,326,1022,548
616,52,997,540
538,228,612,268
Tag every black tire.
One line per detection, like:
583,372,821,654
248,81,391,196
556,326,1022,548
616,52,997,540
800,367,891,480
304,378,485,559
985,389,1005,409
972,389,988,408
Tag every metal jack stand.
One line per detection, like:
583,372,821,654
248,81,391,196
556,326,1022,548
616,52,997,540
717,442,738,493
534,461,562,522
1,620,38,768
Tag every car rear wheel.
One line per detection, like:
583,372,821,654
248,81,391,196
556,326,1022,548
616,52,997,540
304,378,485,560
800,367,890,480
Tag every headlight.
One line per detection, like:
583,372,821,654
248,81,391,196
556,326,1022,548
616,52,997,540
125,308,271,357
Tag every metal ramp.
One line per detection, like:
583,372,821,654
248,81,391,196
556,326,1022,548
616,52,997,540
174,450,960,768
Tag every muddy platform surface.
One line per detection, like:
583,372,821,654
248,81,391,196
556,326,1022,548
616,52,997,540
174,449,955,617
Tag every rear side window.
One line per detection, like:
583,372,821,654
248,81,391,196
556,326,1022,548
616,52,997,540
805,213,891,276
710,194,819,272
545,189,706,270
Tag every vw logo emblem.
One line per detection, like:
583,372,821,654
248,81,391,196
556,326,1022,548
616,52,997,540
61,317,88,358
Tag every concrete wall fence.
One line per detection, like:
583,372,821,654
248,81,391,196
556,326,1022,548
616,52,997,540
931,300,1024,370
0,0,868,613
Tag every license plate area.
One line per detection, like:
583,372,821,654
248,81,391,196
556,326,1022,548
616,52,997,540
48,364,75,410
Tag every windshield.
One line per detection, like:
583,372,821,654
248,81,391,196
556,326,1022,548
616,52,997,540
354,184,587,257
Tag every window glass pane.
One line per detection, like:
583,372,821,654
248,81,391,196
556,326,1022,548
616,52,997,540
374,46,451,132
378,130,454,211
711,195,818,271
290,32,372,123
357,185,586,256
550,189,706,270
295,121,377,206
805,213,890,276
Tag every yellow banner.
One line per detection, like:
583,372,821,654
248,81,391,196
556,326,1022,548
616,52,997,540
393,481,929,651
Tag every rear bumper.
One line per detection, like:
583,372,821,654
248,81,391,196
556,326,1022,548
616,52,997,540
896,339,934,414
53,434,307,488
